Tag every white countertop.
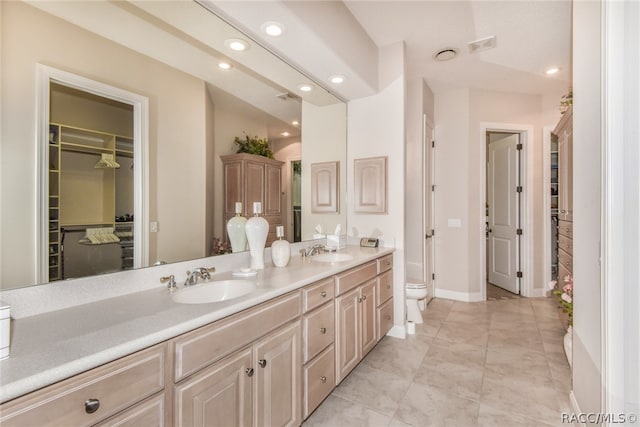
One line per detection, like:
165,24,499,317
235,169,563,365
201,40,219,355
0,246,393,403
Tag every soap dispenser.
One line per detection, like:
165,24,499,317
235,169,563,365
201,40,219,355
226,202,247,253
245,202,269,269
271,226,291,267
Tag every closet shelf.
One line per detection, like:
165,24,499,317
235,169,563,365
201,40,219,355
61,142,112,155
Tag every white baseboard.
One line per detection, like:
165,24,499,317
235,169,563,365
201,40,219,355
386,324,406,339
434,288,483,302
525,287,546,298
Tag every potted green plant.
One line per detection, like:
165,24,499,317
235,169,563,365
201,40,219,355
234,134,274,159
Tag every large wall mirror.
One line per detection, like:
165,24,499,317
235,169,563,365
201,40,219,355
0,0,347,291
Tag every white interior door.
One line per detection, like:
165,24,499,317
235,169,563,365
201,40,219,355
423,115,435,302
487,133,520,294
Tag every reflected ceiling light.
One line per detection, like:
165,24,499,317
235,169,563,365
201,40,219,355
298,84,314,92
292,120,299,126
262,21,285,37
225,38,249,52
218,62,232,70
329,75,346,84
546,67,560,75
280,131,291,137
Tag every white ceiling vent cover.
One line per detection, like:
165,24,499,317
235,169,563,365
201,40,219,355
468,36,497,53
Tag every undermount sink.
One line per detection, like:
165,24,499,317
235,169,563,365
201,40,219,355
311,252,354,263
172,280,256,304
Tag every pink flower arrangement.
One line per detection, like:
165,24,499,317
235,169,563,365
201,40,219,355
212,237,232,255
549,275,573,325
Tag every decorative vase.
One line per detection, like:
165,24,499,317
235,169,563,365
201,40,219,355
245,202,268,270
564,325,573,369
226,202,247,253
271,226,290,267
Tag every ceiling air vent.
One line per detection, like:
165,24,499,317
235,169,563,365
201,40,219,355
275,92,301,102
468,35,497,53
433,48,458,62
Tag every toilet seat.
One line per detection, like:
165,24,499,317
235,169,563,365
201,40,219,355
406,282,427,289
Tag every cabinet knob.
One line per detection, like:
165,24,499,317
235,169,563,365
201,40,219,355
84,398,100,414
362,295,367,301
320,376,327,383
386,315,391,321
245,368,254,377
320,327,327,334
320,291,327,297
258,359,267,368
358,297,363,303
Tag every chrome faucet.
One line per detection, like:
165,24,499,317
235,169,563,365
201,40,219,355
303,244,326,257
184,267,215,286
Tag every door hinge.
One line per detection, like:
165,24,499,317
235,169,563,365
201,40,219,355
432,273,435,280
432,140,435,148
516,228,523,235
516,186,523,193
516,143,523,150
517,271,523,278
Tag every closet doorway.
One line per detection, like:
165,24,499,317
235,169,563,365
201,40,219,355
36,65,149,283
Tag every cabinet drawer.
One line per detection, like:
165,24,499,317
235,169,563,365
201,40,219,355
94,393,165,427
377,298,394,341
334,261,377,296
558,249,573,273
303,302,335,363
376,270,393,306
302,278,335,313
377,254,393,274
172,292,301,382
558,220,573,238
558,234,573,256
0,344,165,427
303,345,335,419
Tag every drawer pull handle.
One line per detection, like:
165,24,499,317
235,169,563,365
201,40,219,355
320,291,327,297
320,327,327,334
245,368,254,377
258,359,267,368
85,398,100,414
320,376,327,383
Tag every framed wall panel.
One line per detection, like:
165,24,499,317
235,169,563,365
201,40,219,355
310,161,339,213
354,156,387,214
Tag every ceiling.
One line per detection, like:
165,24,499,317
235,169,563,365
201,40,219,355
209,0,573,99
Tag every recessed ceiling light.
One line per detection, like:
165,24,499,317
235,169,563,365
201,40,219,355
280,131,290,137
298,84,314,92
218,62,232,70
292,120,299,126
261,21,285,37
329,75,346,84
225,38,249,52
546,67,560,75
433,48,458,62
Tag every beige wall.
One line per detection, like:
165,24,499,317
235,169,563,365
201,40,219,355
301,101,347,240
0,1,207,289
434,88,561,299
572,0,603,414
272,138,301,242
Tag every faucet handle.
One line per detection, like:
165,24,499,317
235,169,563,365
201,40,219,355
160,274,177,291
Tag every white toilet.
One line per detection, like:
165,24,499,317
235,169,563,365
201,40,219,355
406,281,428,324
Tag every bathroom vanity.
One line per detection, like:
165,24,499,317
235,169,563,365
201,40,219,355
0,247,394,426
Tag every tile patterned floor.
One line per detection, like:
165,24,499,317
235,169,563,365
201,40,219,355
303,296,573,427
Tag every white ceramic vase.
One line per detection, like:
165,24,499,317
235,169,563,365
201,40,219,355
563,325,573,369
226,202,247,253
245,202,268,270
271,226,290,267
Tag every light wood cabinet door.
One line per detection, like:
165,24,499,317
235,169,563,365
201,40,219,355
245,161,266,213
556,110,573,222
335,287,361,384
265,163,282,216
94,393,165,427
174,348,253,427
223,160,244,217
360,279,377,357
254,321,301,427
